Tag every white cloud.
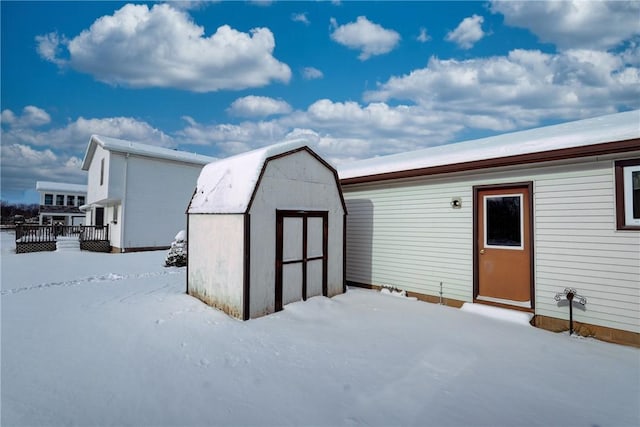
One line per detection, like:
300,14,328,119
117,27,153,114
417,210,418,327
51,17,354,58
0,144,86,201
1,106,51,128
167,1,209,11
249,0,273,6
417,27,431,43
491,0,640,50
1,107,173,152
365,48,640,127
36,3,291,92
0,109,16,125
446,14,485,49
291,12,310,25
330,16,401,60
302,67,324,80
35,32,67,66
176,99,467,162
227,96,292,118
175,117,289,151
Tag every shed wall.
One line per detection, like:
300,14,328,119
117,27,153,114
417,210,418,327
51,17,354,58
188,214,245,318
249,150,345,318
343,157,640,333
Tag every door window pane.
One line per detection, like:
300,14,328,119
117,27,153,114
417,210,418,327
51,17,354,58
485,195,522,248
307,217,324,258
282,217,303,262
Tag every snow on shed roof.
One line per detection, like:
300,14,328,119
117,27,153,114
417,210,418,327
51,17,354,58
188,140,312,214
36,181,87,194
339,110,640,181
81,135,217,170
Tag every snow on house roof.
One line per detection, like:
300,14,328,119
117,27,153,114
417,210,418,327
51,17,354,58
35,181,87,194
81,135,217,170
188,140,311,214
339,109,640,180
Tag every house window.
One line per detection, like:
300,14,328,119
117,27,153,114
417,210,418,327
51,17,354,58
615,159,640,230
44,194,53,205
78,196,85,206
56,195,64,206
100,158,105,186
67,195,75,206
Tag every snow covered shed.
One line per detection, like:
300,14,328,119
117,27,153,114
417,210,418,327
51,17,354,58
340,110,640,346
187,141,347,320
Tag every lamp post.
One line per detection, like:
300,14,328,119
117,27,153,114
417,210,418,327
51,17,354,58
554,288,587,336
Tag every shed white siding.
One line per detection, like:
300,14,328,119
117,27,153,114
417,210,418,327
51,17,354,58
249,150,345,318
344,157,640,334
188,214,245,318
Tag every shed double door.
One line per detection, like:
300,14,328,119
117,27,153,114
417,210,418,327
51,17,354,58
275,210,328,312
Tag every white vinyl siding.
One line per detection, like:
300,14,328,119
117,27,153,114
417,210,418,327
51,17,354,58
344,157,640,333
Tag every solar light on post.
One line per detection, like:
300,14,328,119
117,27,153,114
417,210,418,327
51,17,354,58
554,288,587,336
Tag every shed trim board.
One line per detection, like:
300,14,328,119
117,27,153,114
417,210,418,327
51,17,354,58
243,213,251,321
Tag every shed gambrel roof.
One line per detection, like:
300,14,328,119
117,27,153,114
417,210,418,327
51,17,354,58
339,109,640,184
188,140,342,214
81,135,217,171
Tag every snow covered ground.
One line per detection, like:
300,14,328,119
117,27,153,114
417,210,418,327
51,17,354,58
1,230,639,427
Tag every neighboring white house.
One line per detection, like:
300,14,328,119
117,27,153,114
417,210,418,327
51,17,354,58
35,181,87,226
339,110,640,346
187,141,346,320
81,135,217,252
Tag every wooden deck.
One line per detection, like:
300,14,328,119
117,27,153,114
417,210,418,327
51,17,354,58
15,225,110,253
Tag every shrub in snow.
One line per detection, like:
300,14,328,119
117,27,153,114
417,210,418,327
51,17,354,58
164,230,187,267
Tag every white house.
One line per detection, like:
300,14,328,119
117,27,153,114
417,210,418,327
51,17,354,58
35,181,87,226
187,141,346,320
339,110,640,346
81,135,216,252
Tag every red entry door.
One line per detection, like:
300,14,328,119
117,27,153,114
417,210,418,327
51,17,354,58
476,185,532,307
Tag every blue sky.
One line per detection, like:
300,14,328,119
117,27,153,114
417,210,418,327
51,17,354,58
2,1,639,204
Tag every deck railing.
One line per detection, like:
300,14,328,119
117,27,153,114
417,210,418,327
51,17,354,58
15,225,109,243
